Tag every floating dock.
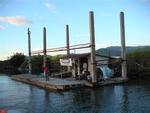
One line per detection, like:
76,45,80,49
11,74,85,90
11,74,127,90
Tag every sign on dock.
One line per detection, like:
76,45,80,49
60,58,72,66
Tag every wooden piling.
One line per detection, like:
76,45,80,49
43,27,47,76
66,25,71,71
120,12,127,79
89,11,97,83
66,25,70,56
27,28,32,74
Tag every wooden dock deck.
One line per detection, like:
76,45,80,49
11,74,85,90
98,77,128,86
11,74,128,90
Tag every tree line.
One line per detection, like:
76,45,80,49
127,50,150,77
0,51,150,77
0,53,64,75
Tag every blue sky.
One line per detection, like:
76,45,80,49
0,0,150,60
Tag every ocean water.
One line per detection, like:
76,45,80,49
0,74,150,113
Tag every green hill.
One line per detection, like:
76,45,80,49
96,46,150,56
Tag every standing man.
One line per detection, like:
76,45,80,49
43,66,49,81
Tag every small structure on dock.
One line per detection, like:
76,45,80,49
61,53,115,81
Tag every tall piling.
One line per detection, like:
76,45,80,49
89,11,97,83
120,12,127,79
27,28,32,74
43,27,47,77
66,25,71,71
66,25,70,56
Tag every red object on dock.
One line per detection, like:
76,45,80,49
0,109,7,113
43,66,49,74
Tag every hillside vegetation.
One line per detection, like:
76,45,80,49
97,46,150,56
127,50,150,77
0,46,150,77
0,53,63,75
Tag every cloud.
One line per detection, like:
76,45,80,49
0,16,32,26
0,25,5,29
45,2,56,12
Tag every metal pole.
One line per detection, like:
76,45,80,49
28,28,32,74
43,27,47,78
89,11,97,83
66,24,71,71
120,12,127,79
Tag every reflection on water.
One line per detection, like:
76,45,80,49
0,75,150,113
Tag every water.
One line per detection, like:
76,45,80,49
0,74,150,113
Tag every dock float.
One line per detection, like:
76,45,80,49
11,74,127,91
11,74,85,90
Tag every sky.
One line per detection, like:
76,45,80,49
0,0,150,60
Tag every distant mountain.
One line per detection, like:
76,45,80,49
96,46,150,56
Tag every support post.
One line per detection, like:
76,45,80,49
120,12,127,79
66,24,71,71
27,28,32,74
66,24,70,56
43,27,47,78
77,59,81,78
89,11,97,83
